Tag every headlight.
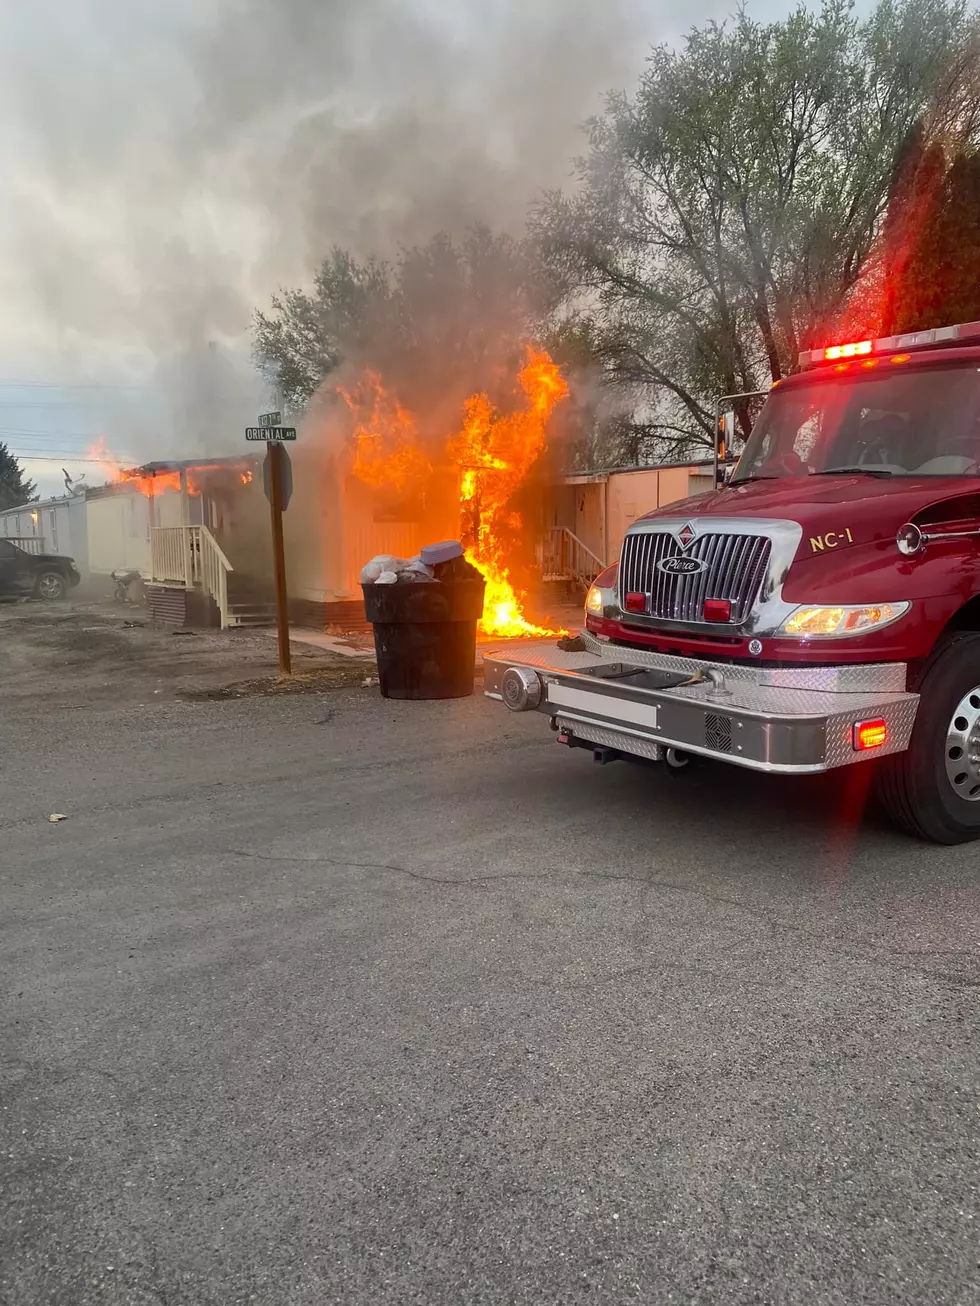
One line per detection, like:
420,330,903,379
586,585,605,615
779,602,910,638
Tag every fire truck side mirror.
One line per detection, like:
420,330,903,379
715,411,736,487
717,411,734,463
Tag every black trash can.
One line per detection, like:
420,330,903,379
362,578,486,700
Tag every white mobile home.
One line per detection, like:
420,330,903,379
0,494,89,575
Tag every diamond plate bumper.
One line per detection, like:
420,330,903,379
483,641,919,775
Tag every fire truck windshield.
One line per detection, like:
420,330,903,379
732,362,980,483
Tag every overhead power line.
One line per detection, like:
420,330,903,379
0,436,106,446
0,380,166,392
0,401,122,410
8,452,138,464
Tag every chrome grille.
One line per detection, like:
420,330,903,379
619,530,771,624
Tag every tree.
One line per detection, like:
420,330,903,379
533,0,974,464
254,248,393,413
891,151,980,330
848,24,980,336
254,227,556,420
0,443,37,510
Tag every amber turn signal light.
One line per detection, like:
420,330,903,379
853,719,888,751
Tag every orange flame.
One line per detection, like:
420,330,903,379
340,372,432,494
448,348,569,637
84,436,182,494
85,435,123,485
344,346,569,637
83,436,252,497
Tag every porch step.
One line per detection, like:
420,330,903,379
227,602,277,628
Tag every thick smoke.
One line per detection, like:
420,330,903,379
0,0,683,471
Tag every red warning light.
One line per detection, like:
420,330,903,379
703,599,732,623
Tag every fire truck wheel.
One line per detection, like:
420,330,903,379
876,633,980,844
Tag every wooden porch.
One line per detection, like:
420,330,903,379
149,525,237,627
136,455,271,629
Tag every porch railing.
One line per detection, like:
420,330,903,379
543,528,606,589
151,525,200,587
9,536,45,555
149,525,234,628
200,526,233,628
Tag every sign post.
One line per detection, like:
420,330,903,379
266,441,291,677
247,400,293,677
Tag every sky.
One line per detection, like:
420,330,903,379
0,0,798,499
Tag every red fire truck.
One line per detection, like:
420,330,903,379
486,320,980,844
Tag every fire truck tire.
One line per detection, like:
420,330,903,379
875,633,980,844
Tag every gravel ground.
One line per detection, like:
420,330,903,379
1,601,979,1306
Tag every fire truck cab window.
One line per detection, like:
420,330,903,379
733,363,980,481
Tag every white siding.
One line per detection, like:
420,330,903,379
86,491,151,575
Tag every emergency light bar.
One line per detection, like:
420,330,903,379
799,320,980,370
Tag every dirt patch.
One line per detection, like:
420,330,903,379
177,664,379,700
0,599,361,707
0,596,497,710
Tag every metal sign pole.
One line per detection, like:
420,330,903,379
247,387,293,676
267,439,291,677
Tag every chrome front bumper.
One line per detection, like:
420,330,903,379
483,634,919,774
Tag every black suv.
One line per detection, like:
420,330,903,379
0,540,81,601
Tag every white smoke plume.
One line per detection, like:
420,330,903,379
0,0,758,482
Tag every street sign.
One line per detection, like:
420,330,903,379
259,411,282,428
246,426,297,442
263,446,292,511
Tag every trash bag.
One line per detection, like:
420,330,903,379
398,556,436,580
433,554,483,582
361,554,407,584
375,570,399,585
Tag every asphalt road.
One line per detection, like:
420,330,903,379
2,677,979,1305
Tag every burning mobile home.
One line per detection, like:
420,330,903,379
80,350,712,635
84,444,267,625
284,345,572,635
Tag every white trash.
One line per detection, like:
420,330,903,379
360,555,407,584
400,556,436,580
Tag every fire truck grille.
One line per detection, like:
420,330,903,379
619,531,771,624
